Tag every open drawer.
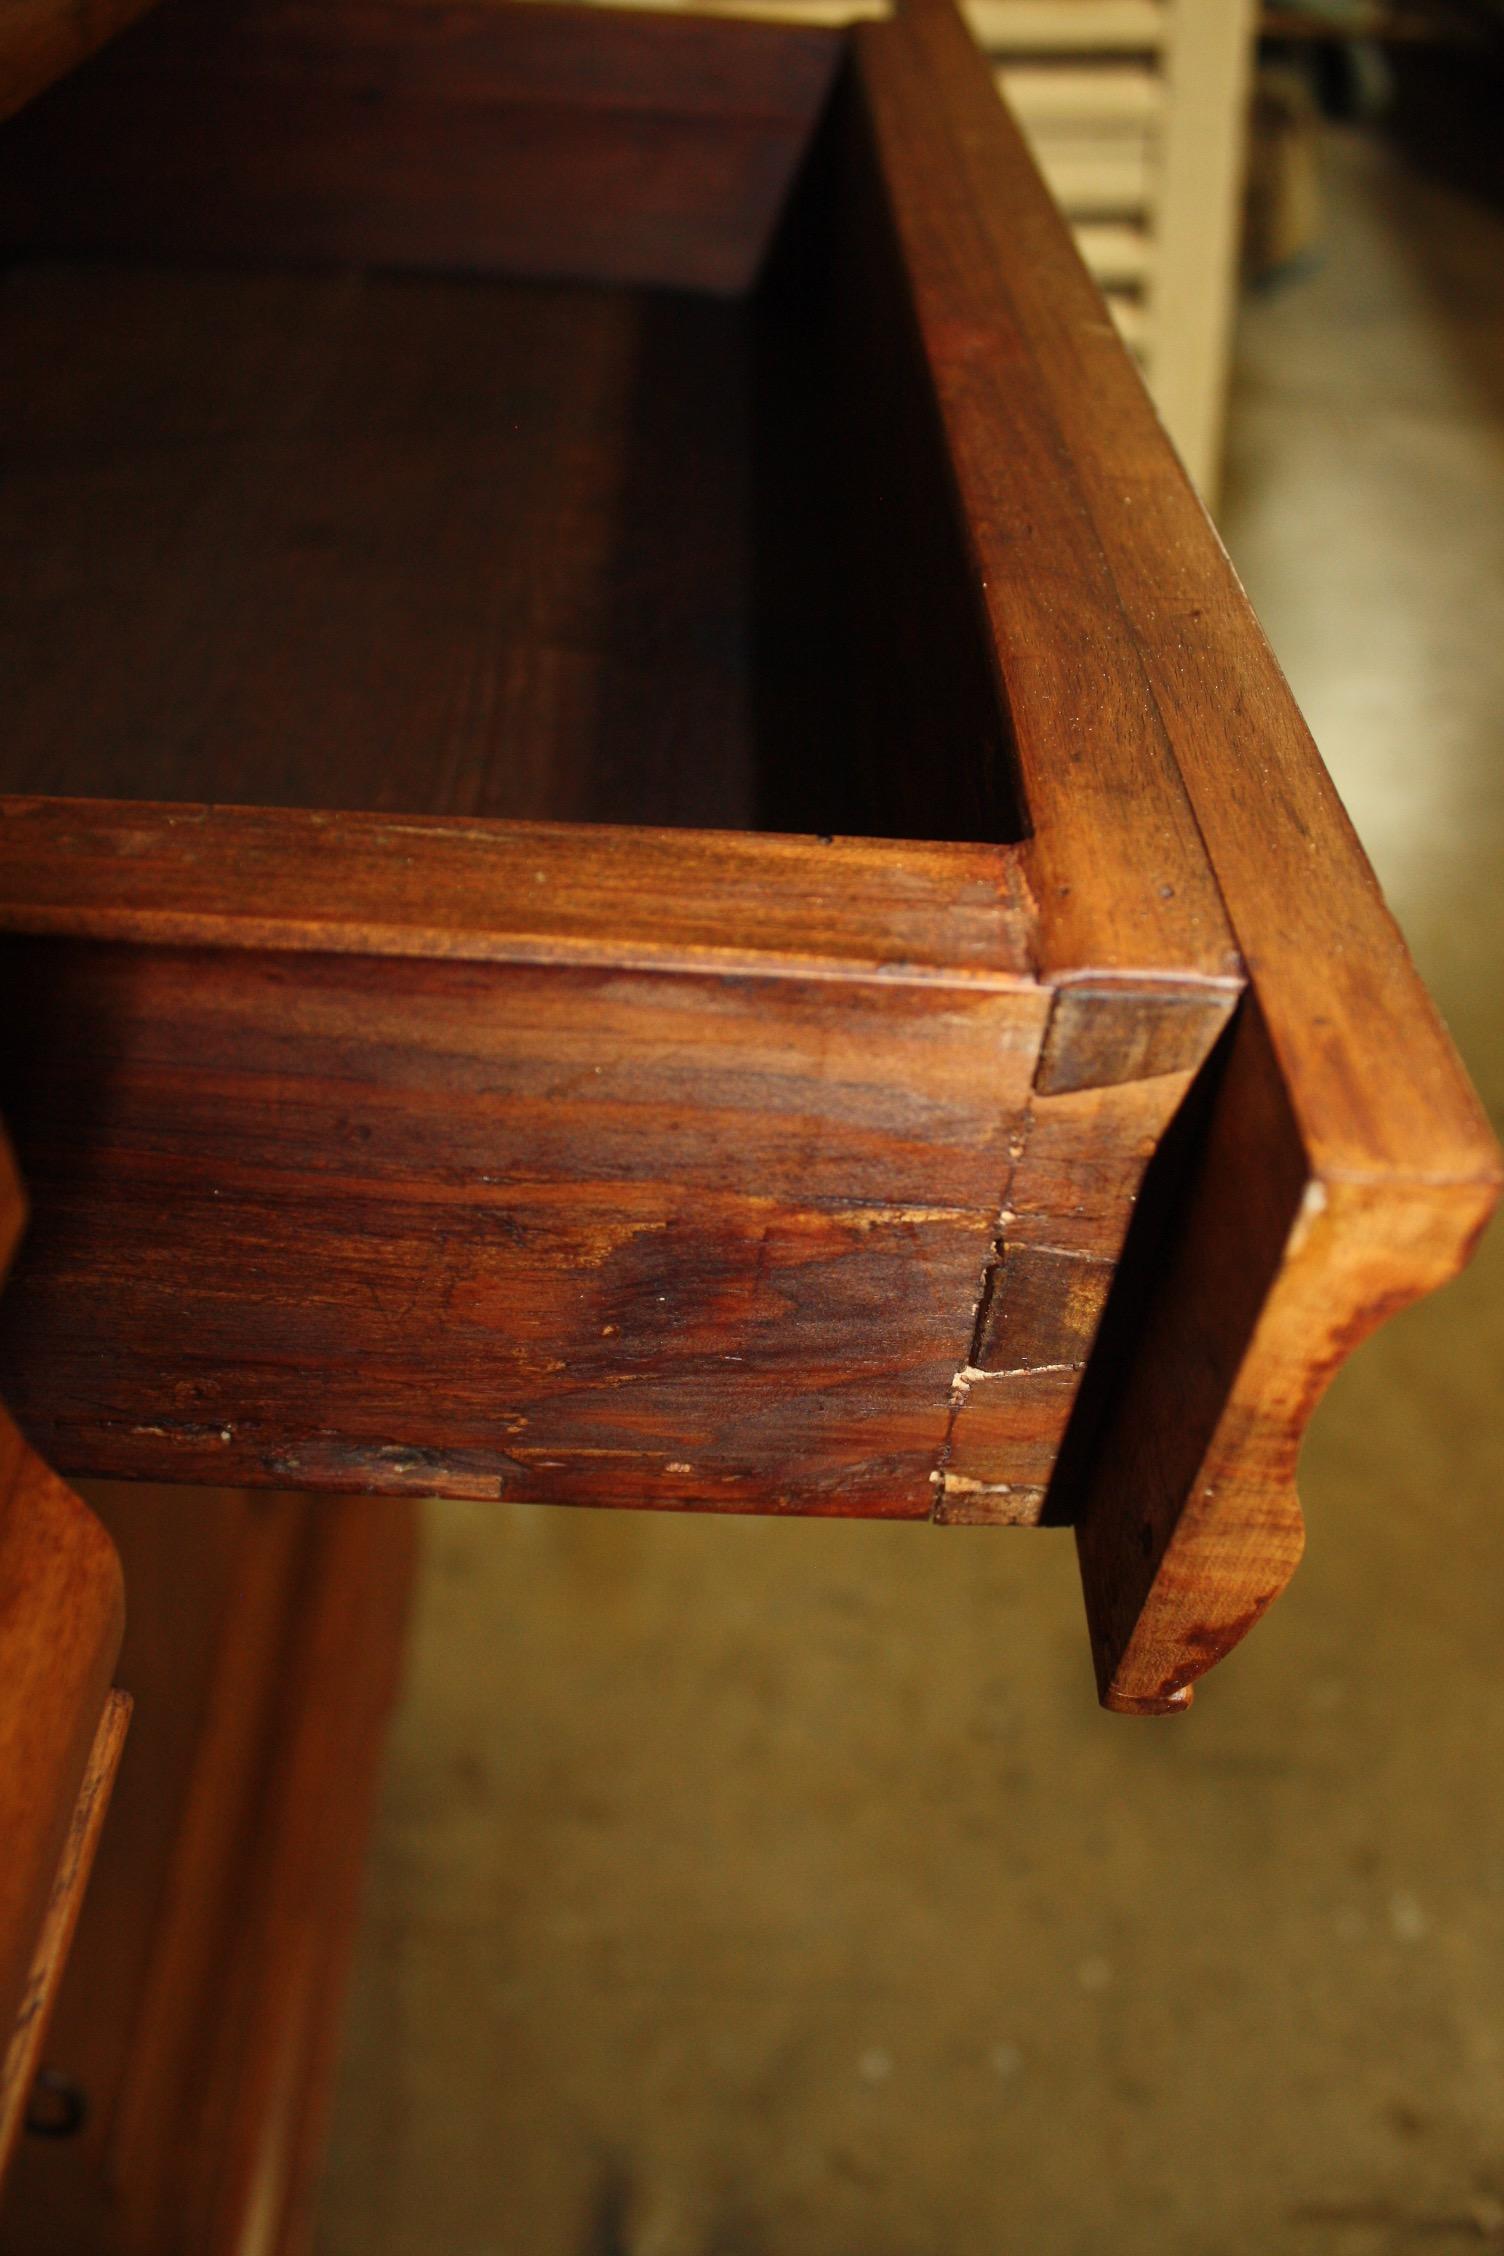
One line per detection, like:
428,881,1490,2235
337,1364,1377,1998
0,0,1495,1717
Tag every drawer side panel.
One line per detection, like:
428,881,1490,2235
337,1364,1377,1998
0,939,1049,1514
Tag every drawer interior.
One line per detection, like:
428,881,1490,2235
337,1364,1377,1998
1,265,760,828
0,0,1023,845
0,0,1246,1544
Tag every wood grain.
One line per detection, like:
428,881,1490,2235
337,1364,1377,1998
0,266,757,829
849,12,1239,989
0,0,1493,1727
184,1494,415,2255
0,804,1247,1523
0,929,1045,1511
0,802,1037,990
1070,1004,1498,1712
0,1692,130,2181
0,1486,415,2254
933,1059,1226,1518
0,0,840,293
891,0,1497,1229
0,1133,125,2180
882,0,1500,1704
0,1491,301,2249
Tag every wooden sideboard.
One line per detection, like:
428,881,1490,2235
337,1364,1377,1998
0,0,1495,2243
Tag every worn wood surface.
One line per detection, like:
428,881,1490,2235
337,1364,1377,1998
933,1063,1224,1526
0,1486,415,2254
0,0,840,293
0,936,1047,1510
0,804,1231,1518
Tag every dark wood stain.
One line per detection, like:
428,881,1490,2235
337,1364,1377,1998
0,0,1490,1759
0,0,841,294
0,265,758,828
0,0,1499,2234
0,934,1048,1512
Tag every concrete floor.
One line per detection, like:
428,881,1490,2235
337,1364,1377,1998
315,130,1504,2256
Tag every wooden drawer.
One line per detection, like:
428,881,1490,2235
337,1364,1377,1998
0,0,1496,2237
0,0,1494,1714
